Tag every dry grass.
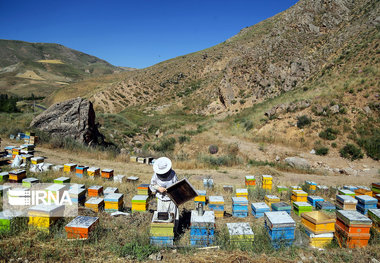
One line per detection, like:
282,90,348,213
36,60,64,64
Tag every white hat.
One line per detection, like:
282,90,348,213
153,157,172,175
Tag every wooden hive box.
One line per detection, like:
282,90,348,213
88,186,103,197
223,185,233,192
104,193,124,212
68,187,86,205
368,209,380,232
208,196,224,218
127,176,139,182
251,202,270,218
28,204,65,231
0,172,9,183
64,163,77,173
166,179,198,207
31,156,44,165
301,211,335,234
307,196,324,207
54,177,71,184
104,187,119,195
355,187,372,197
264,195,280,207
44,184,69,201
114,174,126,183
0,210,25,233
336,195,357,210
137,184,150,195
227,222,254,243
85,197,104,212
150,211,174,237
21,154,33,162
245,175,256,187
338,189,355,196
53,165,64,172
65,216,99,240
129,156,138,162
372,182,380,195
87,167,100,177
75,165,88,178
22,177,39,188
293,202,313,216
271,202,291,214
101,169,114,179
131,195,149,212
305,231,333,248
9,170,26,182
236,188,248,199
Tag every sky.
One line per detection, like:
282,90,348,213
0,0,298,68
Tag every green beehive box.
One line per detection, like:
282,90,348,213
22,178,39,188
0,172,9,183
54,177,71,184
293,202,312,216
277,186,289,193
150,211,174,237
0,210,25,233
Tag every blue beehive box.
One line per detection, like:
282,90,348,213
251,202,270,218
316,201,336,211
356,195,378,215
344,185,358,191
190,210,215,247
264,211,295,249
232,197,248,218
271,202,291,215
307,196,324,207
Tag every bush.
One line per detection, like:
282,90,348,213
319,128,338,140
119,241,159,261
340,144,363,160
315,146,329,156
243,119,254,131
208,145,219,154
198,154,241,167
297,115,312,128
357,134,380,160
178,135,190,144
331,142,337,148
152,137,176,152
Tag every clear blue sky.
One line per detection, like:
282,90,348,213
0,0,298,68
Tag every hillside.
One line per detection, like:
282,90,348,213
0,39,123,97
47,0,379,115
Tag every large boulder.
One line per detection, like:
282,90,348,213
30,97,104,145
284,156,311,170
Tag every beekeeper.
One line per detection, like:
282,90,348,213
149,157,179,229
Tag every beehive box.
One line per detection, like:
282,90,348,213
130,156,138,162
190,210,215,247
22,177,39,188
114,174,126,183
131,195,149,212
88,186,103,197
371,182,380,195
87,167,100,177
338,189,355,196
264,211,296,248
0,172,9,183
137,157,145,164
63,163,77,173
316,201,336,211
262,175,273,184
101,169,114,179
75,165,88,178
245,175,256,187
264,195,280,208
227,222,254,244
208,196,224,218
127,176,139,182
305,230,334,248
28,204,65,232
344,185,358,192
68,187,86,205
104,193,124,212
271,202,291,214
232,197,248,218
336,195,357,210
293,202,313,216
307,196,324,207
223,185,234,193
0,210,25,233
70,184,85,190
137,184,150,195
21,154,33,162
104,187,119,195
85,197,104,212
53,165,64,172
301,211,335,234
236,188,248,199
54,177,71,184
9,170,26,182
356,195,377,215
251,202,270,218
277,186,289,193
194,190,206,205
291,190,308,203
45,184,68,201
0,185,11,196
355,187,372,196
65,216,99,240
150,211,174,247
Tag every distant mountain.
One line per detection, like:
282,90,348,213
0,40,124,97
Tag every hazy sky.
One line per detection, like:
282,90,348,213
0,0,298,68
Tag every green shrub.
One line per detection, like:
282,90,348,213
319,128,338,140
198,154,241,167
315,146,329,156
119,241,159,261
331,142,337,148
340,144,363,160
178,135,190,144
243,119,254,131
152,137,176,152
297,115,312,128
357,134,380,160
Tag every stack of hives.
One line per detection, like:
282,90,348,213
355,195,377,215
307,195,324,208
194,190,206,206
101,169,114,180
305,181,317,193
76,165,88,178
301,211,335,248
203,178,214,189
85,197,104,212
244,175,255,188
272,202,291,215
371,182,380,197
338,189,355,196
8,170,26,183
150,211,174,247
262,175,272,190
11,147,21,159
190,210,215,247
251,202,270,218
28,204,64,232
264,195,280,208
87,167,100,178
0,210,25,233
104,193,124,212
227,222,254,246
264,211,296,248
68,187,86,205
335,210,372,248
236,188,248,199
208,196,224,218
64,163,77,173
291,190,308,203
232,197,248,218
293,202,312,216
20,144,35,156
131,195,149,212
316,201,336,212
22,177,39,188
88,186,103,197
375,194,380,208
137,184,150,195
24,132,37,145
355,186,372,196
65,216,99,240
336,195,357,210
54,177,71,184
368,209,380,233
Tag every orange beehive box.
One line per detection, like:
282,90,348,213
101,169,114,179
335,223,370,248
65,216,99,240
88,186,103,197
355,188,372,196
336,218,371,235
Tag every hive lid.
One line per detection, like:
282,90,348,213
68,188,86,195
251,202,270,210
132,195,149,202
166,178,198,206
104,193,123,202
22,178,39,183
88,185,103,191
104,187,119,194
236,188,248,194
0,210,24,219
127,176,139,181
54,177,70,181
368,209,380,222
271,202,291,210
45,184,67,192
265,195,280,200
226,222,254,236
301,211,335,224
209,196,224,203
355,195,377,204
336,210,372,225
339,189,355,195
336,195,357,204
190,210,215,224
64,163,77,166
86,197,104,205
245,175,255,180
293,202,312,208
196,190,206,196
102,169,114,173
262,175,272,179
66,216,99,228
232,197,248,204
0,172,9,176
308,196,323,200
264,211,295,227
28,204,65,214
9,170,26,175
70,184,85,190
88,167,100,171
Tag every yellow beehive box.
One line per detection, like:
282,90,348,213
262,175,273,184
264,195,280,207
236,189,248,199
87,167,100,177
64,163,77,173
301,211,335,234
308,232,334,248
194,195,206,202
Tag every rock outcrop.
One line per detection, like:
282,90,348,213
30,97,104,145
284,156,311,170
